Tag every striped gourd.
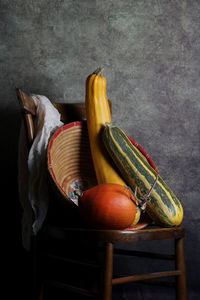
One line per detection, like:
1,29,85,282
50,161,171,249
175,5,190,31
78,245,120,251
103,122,184,227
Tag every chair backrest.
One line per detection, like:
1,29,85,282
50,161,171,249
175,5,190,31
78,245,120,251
16,88,111,145
16,88,87,144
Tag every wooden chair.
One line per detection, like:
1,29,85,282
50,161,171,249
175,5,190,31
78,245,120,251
16,88,187,300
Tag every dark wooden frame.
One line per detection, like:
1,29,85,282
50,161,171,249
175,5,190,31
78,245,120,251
17,88,187,300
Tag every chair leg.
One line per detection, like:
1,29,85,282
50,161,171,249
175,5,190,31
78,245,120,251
101,242,114,300
175,237,187,300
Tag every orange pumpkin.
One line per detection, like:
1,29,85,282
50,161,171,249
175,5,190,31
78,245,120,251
78,183,137,229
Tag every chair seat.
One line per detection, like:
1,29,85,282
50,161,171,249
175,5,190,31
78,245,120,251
42,225,185,243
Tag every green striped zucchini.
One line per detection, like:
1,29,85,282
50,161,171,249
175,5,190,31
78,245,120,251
102,122,183,227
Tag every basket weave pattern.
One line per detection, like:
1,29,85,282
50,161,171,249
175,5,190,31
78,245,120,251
47,121,97,206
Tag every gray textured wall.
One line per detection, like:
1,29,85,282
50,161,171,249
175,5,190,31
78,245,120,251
1,0,200,299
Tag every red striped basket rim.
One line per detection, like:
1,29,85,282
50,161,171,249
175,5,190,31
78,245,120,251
128,136,159,174
48,121,87,201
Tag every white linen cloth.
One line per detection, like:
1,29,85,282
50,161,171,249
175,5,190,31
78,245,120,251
18,95,64,250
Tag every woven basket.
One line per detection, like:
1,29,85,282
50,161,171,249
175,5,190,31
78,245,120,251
47,121,97,207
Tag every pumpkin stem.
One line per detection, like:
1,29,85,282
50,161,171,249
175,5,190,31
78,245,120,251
93,67,104,76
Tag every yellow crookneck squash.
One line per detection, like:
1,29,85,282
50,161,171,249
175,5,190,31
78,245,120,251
85,68,140,225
